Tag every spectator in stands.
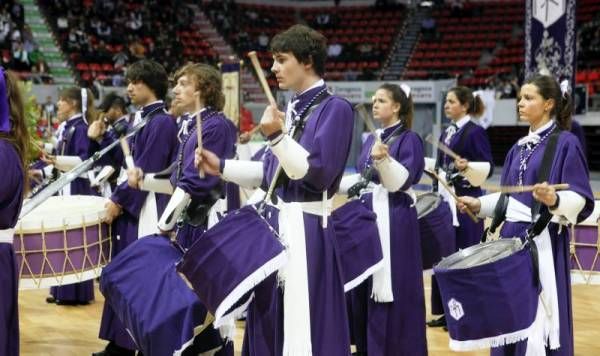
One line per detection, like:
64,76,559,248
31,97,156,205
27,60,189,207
421,16,437,41
112,49,129,71
327,42,343,58
126,10,143,34
97,21,112,43
11,41,29,71
42,96,57,122
258,32,269,51
56,14,68,32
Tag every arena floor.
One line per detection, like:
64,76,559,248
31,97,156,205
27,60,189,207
19,275,600,356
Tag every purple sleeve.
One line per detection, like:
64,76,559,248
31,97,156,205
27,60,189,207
391,131,425,191
463,126,494,177
111,115,178,218
177,118,236,201
549,132,594,222
300,97,354,192
70,125,92,161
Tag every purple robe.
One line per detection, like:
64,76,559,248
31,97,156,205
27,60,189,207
242,86,354,356
172,109,237,249
490,125,593,356
89,116,130,191
437,120,493,249
570,120,586,154
0,139,23,356
99,102,178,349
348,125,428,356
50,114,97,303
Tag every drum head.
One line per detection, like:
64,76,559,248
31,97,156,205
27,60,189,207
415,192,442,219
436,238,524,270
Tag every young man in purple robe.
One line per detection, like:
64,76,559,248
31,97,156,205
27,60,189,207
125,63,237,355
197,24,354,356
96,59,178,356
0,68,31,356
459,74,594,356
339,83,428,355
42,87,98,306
426,86,494,328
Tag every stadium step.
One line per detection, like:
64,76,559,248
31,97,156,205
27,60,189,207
24,1,76,84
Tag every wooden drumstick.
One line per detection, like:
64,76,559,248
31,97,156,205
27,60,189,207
119,137,135,170
485,183,570,194
196,114,204,178
426,169,479,223
247,51,277,107
355,103,379,136
425,134,461,161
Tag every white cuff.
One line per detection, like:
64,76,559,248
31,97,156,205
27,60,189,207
125,155,135,170
460,161,491,187
550,190,586,225
222,160,264,188
157,187,191,231
269,135,309,180
374,156,409,192
140,173,174,195
90,166,116,187
338,173,361,195
42,165,55,179
54,155,83,171
424,157,436,172
43,143,54,154
478,192,501,218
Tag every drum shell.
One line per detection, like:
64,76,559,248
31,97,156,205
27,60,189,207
331,198,383,290
99,236,220,356
15,195,111,289
177,205,287,326
433,242,539,348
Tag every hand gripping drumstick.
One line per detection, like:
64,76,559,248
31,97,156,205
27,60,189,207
425,169,479,223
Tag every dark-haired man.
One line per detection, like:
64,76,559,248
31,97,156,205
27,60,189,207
197,24,354,355
95,60,178,356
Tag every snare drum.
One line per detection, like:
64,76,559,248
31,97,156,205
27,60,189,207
433,238,539,351
416,193,456,269
177,205,287,327
100,236,224,356
15,195,111,289
331,198,383,292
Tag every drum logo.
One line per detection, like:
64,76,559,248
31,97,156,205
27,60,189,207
448,298,464,321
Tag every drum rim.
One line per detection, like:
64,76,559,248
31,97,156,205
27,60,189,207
435,238,525,270
17,195,109,231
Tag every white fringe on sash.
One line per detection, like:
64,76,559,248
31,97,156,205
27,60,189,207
449,323,533,351
370,184,394,302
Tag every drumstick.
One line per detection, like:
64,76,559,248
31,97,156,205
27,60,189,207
247,51,277,107
354,103,379,137
426,169,479,223
119,137,135,170
425,134,461,161
485,183,570,194
196,114,204,178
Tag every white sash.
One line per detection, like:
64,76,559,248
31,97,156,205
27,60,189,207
505,197,561,352
0,228,15,244
275,195,332,356
370,185,417,302
138,192,159,237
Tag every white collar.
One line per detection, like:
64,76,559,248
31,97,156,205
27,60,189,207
529,120,554,135
190,107,207,119
67,113,83,122
295,79,325,96
454,115,471,129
